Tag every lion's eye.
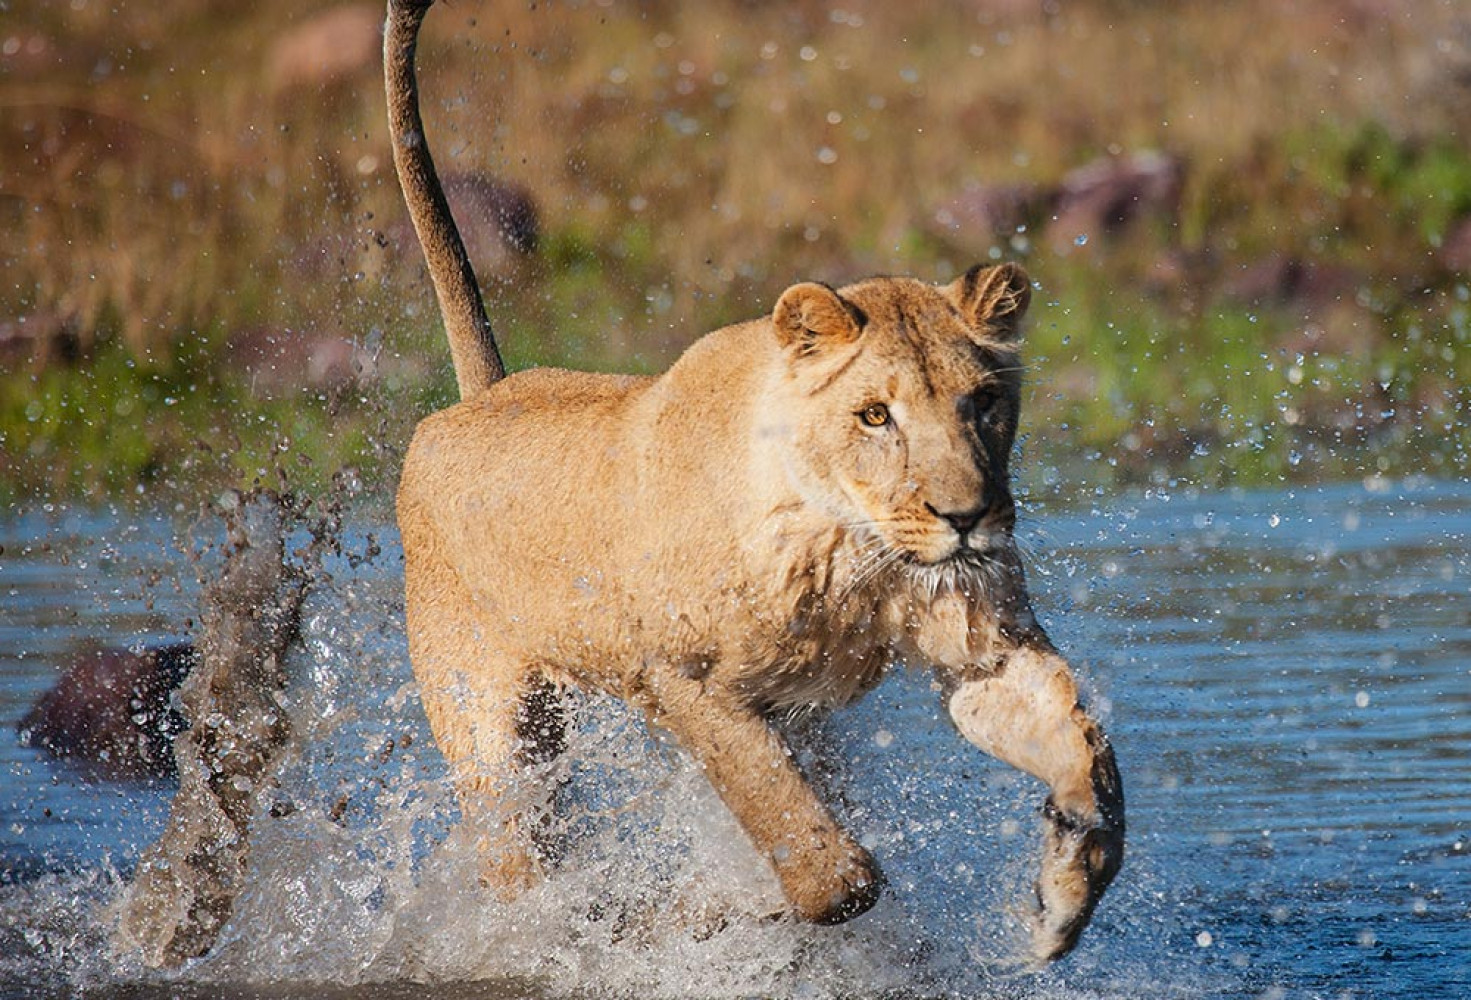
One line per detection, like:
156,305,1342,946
969,389,999,421
858,403,891,428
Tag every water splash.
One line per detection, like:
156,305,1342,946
117,490,305,967
60,549,1118,997
9,481,1469,997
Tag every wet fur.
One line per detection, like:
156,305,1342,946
386,0,1122,959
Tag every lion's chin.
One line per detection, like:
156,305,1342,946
898,531,1036,612
899,549,996,603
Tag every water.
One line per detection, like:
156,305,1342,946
1,481,1467,998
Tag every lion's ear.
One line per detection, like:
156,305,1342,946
772,282,865,355
949,262,1032,343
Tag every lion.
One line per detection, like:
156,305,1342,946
384,0,1123,962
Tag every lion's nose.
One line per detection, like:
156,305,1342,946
928,504,984,538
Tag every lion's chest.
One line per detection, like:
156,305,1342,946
546,580,896,712
515,522,903,713
733,598,894,711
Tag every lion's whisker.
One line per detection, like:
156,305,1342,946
836,545,903,604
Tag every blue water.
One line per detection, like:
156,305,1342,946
0,480,1467,998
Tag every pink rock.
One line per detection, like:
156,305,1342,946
1438,216,1471,274
380,171,540,280
1222,253,1361,314
1048,151,1184,252
19,643,197,780
225,327,364,394
934,180,1054,242
266,5,382,91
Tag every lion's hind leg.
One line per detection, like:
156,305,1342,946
416,637,567,896
403,528,566,896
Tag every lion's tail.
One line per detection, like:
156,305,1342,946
384,0,505,398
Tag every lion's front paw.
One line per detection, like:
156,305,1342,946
774,833,884,925
1026,800,1124,962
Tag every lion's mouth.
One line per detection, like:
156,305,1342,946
898,533,1024,603
912,532,1010,567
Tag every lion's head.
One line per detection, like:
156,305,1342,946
767,263,1032,588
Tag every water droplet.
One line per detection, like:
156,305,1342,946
1073,234,1089,247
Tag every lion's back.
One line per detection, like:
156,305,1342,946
398,367,654,555
408,365,649,459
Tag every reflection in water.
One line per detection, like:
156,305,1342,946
0,481,1466,998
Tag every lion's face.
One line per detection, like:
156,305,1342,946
770,264,1031,579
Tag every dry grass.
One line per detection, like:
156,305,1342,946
1,0,1468,499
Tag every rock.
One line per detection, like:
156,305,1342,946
445,173,540,256
383,171,540,279
225,326,365,395
1222,253,1362,314
939,152,1184,253
265,5,381,92
933,179,1055,243
18,643,198,780
1047,151,1184,252
0,311,79,368
1272,309,1380,361
1141,247,1216,307
1437,215,1471,274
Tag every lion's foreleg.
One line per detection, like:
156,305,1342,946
647,673,883,925
947,646,1124,962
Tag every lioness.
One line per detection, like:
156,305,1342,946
385,0,1123,962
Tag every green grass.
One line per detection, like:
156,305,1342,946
2,0,1468,505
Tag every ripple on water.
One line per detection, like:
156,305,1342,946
0,481,1468,998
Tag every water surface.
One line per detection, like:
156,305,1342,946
1,481,1466,998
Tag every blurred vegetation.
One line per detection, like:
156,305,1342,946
2,0,1469,508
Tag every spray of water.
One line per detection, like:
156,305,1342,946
2,494,1191,999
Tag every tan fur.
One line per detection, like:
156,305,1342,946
387,0,1122,961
